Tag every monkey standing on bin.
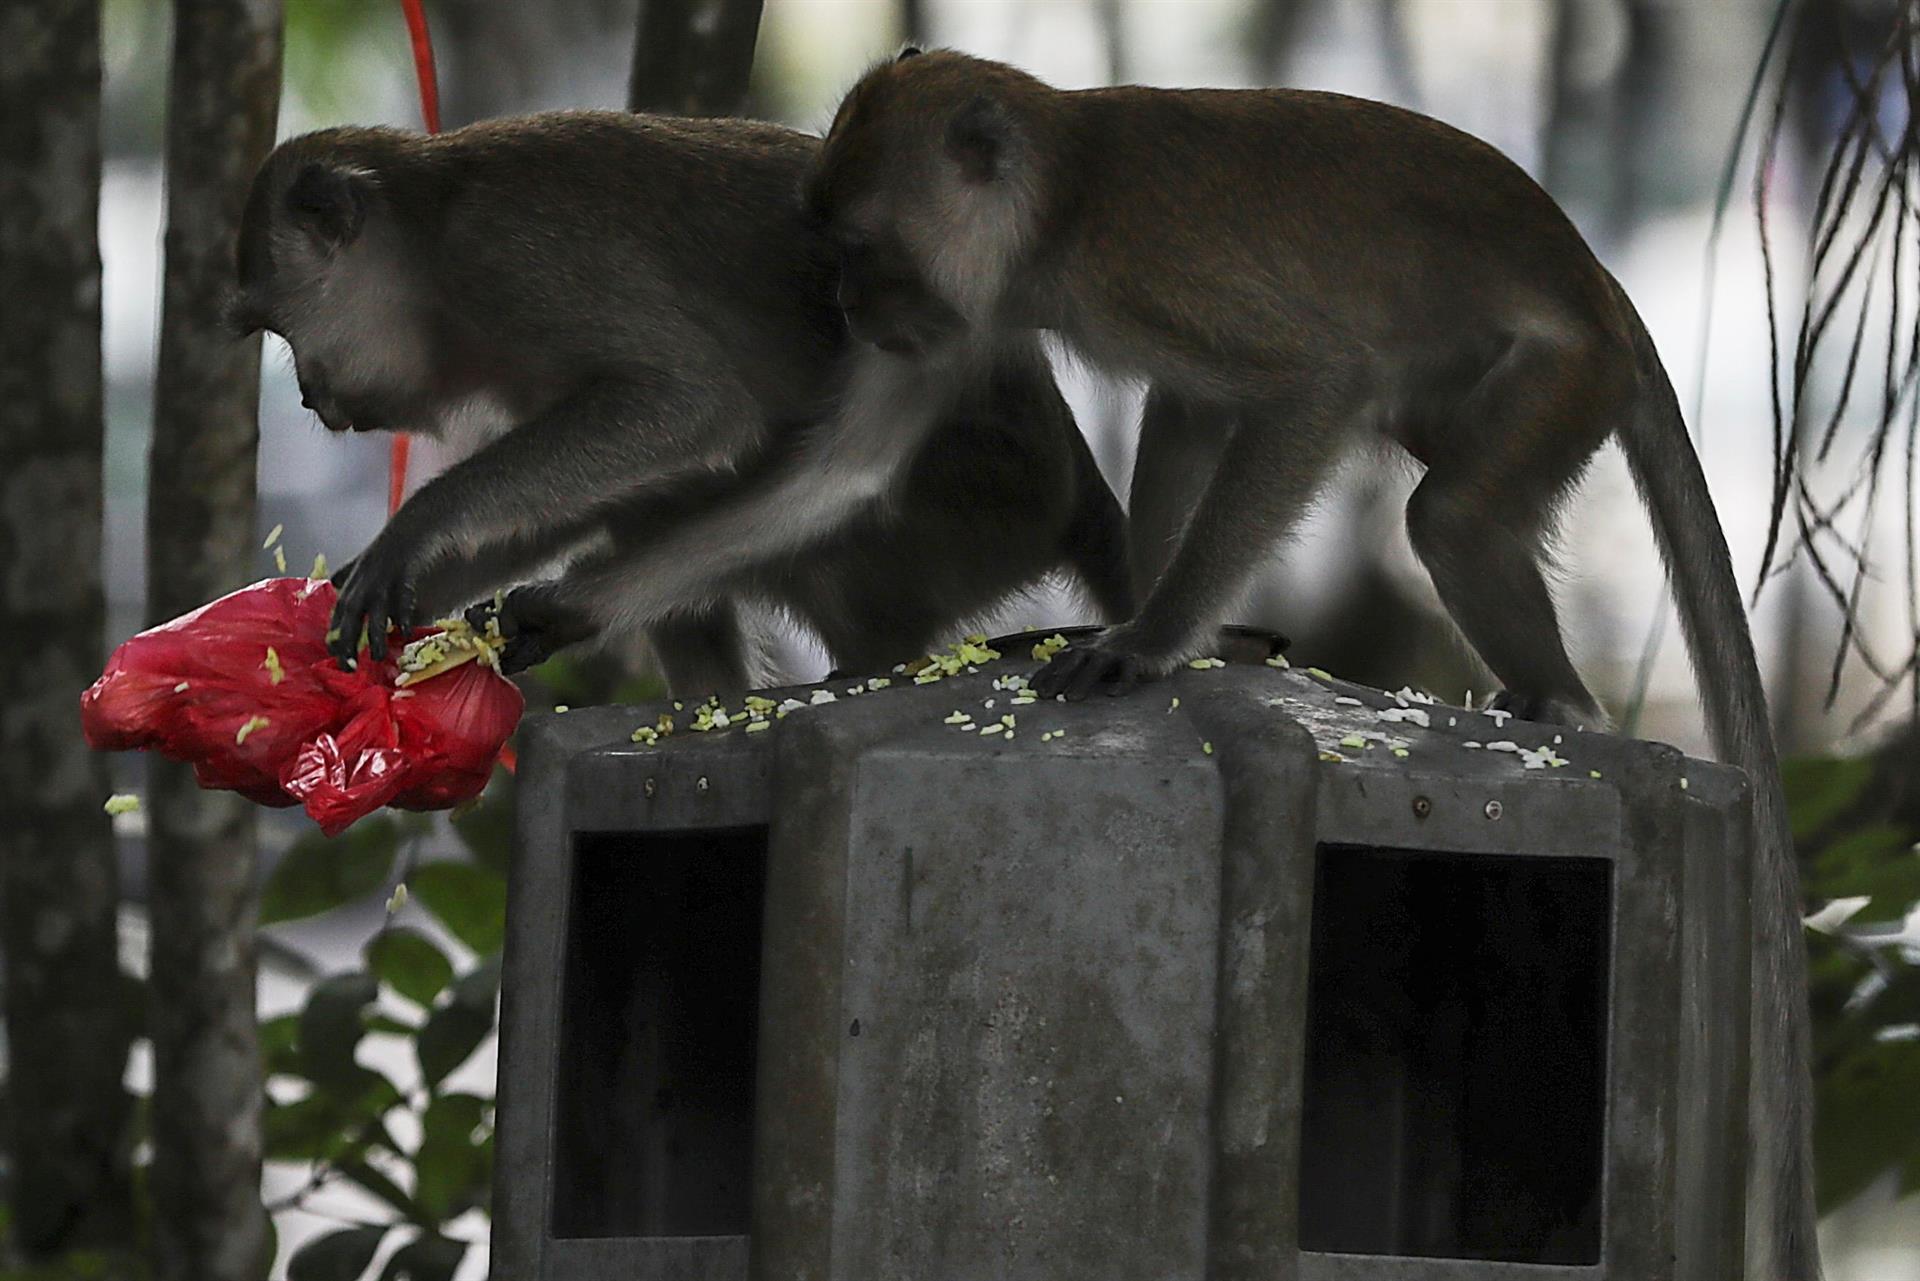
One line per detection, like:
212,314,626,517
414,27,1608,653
556,50,1811,1281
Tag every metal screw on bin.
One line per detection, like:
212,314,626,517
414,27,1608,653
1412,796,1432,819
697,776,709,792
1484,799,1504,820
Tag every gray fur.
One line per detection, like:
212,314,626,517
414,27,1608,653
233,110,1131,695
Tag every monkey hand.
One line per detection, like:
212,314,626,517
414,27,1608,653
1028,625,1182,700
466,585,597,676
328,543,420,668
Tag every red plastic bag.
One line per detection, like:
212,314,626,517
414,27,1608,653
81,578,522,835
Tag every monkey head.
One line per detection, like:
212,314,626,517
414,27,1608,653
229,130,436,434
808,48,1047,358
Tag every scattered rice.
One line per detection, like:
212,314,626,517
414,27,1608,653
1032,634,1070,661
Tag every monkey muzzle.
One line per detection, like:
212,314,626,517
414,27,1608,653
300,384,381,434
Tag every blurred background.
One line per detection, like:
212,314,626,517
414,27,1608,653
9,0,1920,1277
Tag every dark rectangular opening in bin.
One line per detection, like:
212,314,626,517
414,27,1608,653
549,826,767,1240
1298,843,1610,1265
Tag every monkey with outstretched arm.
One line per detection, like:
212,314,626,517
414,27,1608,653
229,111,1131,697
605,50,1807,1281
480,344,1130,684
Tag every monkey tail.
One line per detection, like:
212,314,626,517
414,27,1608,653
1059,426,1137,624
1609,280,1821,1281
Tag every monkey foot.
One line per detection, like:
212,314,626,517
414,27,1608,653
1487,689,1604,731
1029,642,1165,700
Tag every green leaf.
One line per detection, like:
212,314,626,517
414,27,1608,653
261,820,400,925
450,774,514,879
299,972,379,1089
416,961,500,1089
1804,822,1920,922
1782,756,1876,842
407,862,507,957
1815,1040,1920,1210
287,1225,387,1281
336,1157,420,1221
365,1012,422,1036
366,930,454,1008
413,1094,493,1225
260,1012,303,1077
376,1234,467,1281
263,1070,401,1163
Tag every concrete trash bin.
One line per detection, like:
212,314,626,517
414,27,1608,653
491,629,1752,1281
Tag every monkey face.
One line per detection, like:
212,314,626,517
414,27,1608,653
232,145,435,434
831,234,967,356
809,49,1044,355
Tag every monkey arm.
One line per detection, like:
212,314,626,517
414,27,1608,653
328,372,763,663
373,517,609,622
493,352,950,642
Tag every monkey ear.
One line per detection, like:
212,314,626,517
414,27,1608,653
285,162,370,249
945,94,1012,183
897,45,923,61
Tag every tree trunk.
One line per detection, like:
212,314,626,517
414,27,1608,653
0,0,137,1261
146,2,282,1278
628,0,767,116
1096,0,1128,84
897,0,928,47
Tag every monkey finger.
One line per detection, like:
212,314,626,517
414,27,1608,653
1027,653,1076,700
327,598,366,668
1065,651,1122,700
1103,656,1145,697
1034,649,1105,701
391,581,420,635
366,614,391,664
499,631,561,675
463,600,506,636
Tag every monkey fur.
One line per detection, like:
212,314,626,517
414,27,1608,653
230,110,1131,698
800,48,1815,1281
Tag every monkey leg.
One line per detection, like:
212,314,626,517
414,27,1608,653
648,604,753,702
1128,387,1238,603
1403,354,1609,726
1033,387,1354,700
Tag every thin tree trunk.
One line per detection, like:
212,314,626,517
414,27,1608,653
1096,0,1128,84
1246,0,1315,85
898,0,928,47
0,0,137,1261
146,2,282,1278
628,0,767,116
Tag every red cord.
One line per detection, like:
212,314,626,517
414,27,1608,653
399,0,442,135
390,0,439,518
396,0,519,776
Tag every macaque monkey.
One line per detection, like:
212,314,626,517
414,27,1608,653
790,50,1813,1281
228,111,1131,697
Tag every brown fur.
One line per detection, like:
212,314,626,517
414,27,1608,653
809,50,1817,1281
